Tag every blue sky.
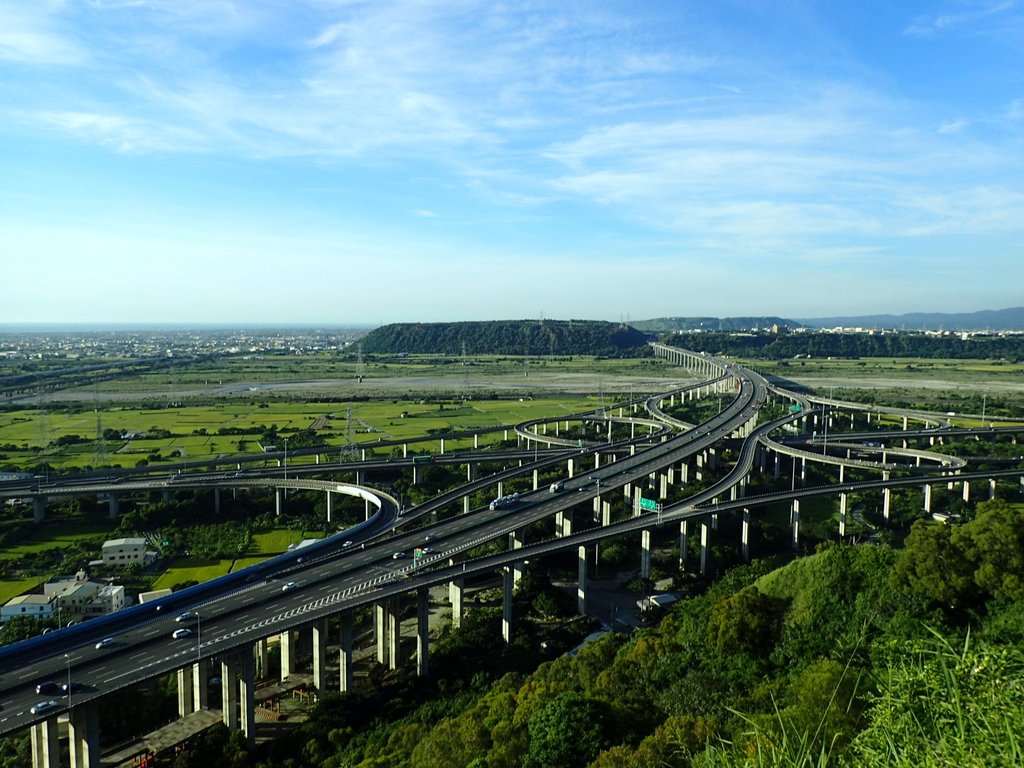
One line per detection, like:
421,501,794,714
1,0,1022,325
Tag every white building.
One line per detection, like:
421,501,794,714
53,582,125,619
102,537,147,566
1,594,54,622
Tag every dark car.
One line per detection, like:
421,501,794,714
35,682,60,696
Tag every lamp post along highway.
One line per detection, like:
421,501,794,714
196,611,201,663
65,653,71,709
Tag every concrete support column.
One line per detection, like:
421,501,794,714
449,569,464,629
239,651,256,748
339,612,354,693
193,660,209,711
221,656,239,730
989,477,997,500
791,500,800,550
387,599,400,671
800,457,806,485
275,488,282,516
679,520,689,569
923,484,932,513
502,568,514,643
177,666,195,717
30,717,59,768
532,469,539,491
567,458,575,478
577,545,588,615
416,588,430,678
69,703,100,768
214,487,221,515
839,493,847,537
699,519,712,577
640,529,652,579
412,466,420,485
326,491,333,523
509,529,525,587
838,464,845,484
659,473,668,500
741,508,751,562
883,487,891,524
107,495,119,520
554,511,565,538
312,620,327,691
962,480,971,503
440,438,445,454
32,497,45,522
375,603,387,665
254,638,268,679
280,630,295,681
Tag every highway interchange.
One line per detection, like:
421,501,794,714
0,345,1021,748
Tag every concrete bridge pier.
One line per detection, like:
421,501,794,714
741,508,751,562
532,469,539,491
578,545,588,615
679,520,689,569
659,473,668,500
326,491,333,523
280,629,296,680
177,666,195,717
214,488,221,515
275,489,283,516
601,501,611,527
387,598,401,671
449,563,464,629
923,484,932,514
30,716,59,768
502,568,514,643
883,488,891,524
107,495,119,520
339,612,354,693
990,478,997,500
69,702,100,768
839,493,848,537
555,511,565,538
791,500,800,550
193,661,208,711
962,480,971,503
640,529,652,580
567,458,575,478
254,638,268,678
32,496,46,522
699,519,712,577
221,656,239,731
509,530,525,587
417,588,430,677
312,619,328,691
239,652,257,748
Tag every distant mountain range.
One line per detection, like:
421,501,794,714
634,308,1024,333
799,307,1024,331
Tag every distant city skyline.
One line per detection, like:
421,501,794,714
2,1,1022,325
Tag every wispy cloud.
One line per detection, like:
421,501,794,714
903,0,1020,37
0,2,87,64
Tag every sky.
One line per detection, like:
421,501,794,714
1,0,1023,326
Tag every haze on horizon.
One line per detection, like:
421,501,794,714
1,1,1022,326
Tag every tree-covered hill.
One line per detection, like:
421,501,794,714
663,330,1024,360
360,320,651,356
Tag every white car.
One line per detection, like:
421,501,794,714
281,581,298,592
392,551,406,560
175,612,196,623
172,628,192,639
95,637,116,649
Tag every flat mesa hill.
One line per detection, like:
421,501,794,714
359,320,650,356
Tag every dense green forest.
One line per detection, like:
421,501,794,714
144,497,1024,768
360,321,650,356
662,331,1024,361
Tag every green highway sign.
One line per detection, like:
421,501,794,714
640,498,658,511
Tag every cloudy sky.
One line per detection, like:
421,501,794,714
1,0,1022,325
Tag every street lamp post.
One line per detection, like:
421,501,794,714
196,611,201,663
283,437,289,481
